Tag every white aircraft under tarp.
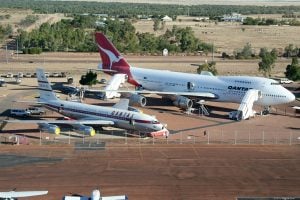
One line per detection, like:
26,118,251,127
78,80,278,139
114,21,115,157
0,190,48,199
63,189,127,200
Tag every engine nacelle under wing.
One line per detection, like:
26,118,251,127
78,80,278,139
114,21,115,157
129,94,147,107
173,96,193,109
38,123,60,135
73,124,96,137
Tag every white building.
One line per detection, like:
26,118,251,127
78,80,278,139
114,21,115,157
162,15,172,22
222,13,245,22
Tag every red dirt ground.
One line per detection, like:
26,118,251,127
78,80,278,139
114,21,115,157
0,144,299,200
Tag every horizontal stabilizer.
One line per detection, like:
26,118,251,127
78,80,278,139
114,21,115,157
113,99,129,110
4,119,114,125
13,100,47,104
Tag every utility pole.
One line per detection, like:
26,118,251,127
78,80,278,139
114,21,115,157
5,45,8,64
16,38,18,59
212,42,214,62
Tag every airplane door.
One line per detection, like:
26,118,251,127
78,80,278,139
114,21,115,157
187,82,195,91
58,104,64,113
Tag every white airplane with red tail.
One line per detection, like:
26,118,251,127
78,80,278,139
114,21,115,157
2,68,168,137
95,32,295,120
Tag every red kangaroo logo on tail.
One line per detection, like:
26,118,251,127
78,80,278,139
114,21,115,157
95,32,140,86
96,43,123,70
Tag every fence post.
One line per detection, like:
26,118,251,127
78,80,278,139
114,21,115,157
68,131,71,145
139,132,141,145
262,131,265,145
234,131,237,145
167,135,169,145
125,132,127,144
180,132,182,144
39,130,42,146
248,130,251,144
152,135,154,145
289,132,292,146
207,131,210,145
221,130,224,144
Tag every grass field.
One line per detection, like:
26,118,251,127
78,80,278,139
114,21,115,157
134,16,300,54
57,0,300,6
0,8,68,34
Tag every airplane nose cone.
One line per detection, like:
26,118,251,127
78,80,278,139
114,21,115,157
289,92,296,102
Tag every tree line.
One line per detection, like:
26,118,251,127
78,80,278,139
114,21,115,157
243,17,300,26
0,24,12,42
18,16,213,54
1,0,300,18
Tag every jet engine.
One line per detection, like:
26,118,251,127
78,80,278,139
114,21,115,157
73,125,96,136
38,123,60,135
173,96,193,109
129,94,147,107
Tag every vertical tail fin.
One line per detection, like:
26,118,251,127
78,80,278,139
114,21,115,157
36,68,58,101
95,32,130,72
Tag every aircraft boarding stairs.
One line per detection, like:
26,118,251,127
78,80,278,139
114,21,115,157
103,74,127,99
229,89,262,121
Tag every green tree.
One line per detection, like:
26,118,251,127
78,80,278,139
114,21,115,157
137,32,158,53
235,43,254,59
285,57,300,81
284,44,299,57
153,18,160,32
196,61,218,75
258,48,277,77
79,71,98,86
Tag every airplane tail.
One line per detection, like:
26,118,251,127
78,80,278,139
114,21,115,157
36,68,58,101
95,32,139,86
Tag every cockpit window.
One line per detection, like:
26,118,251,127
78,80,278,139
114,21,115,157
152,120,159,124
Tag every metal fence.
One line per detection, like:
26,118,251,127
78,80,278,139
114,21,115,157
34,130,300,146
1,130,300,147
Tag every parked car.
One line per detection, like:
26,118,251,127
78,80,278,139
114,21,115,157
44,72,50,77
67,76,74,84
26,107,45,115
0,79,6,87
99,78,107,84
17,72,24,78
10,109,31,117
6,73,13,78
24,72,32,78
52,72,60,77
61,72,67,77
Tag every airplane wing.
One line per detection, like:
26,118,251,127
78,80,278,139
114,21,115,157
292,106,300,110
86,89,217,99
4,119,114,125
102,195,128,200
0,191,48,198
137,90,217,98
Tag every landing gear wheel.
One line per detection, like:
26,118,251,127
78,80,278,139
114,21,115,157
262,106,270,115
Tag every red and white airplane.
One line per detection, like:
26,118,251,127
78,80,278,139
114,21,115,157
95,32,295,113
3,68,168,137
